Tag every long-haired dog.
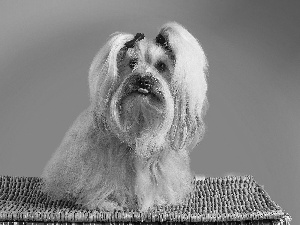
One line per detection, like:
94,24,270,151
41,22,209,211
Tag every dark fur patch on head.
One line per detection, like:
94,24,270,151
155,33,175,62
125,33,145,49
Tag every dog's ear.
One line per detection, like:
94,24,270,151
88,33,134,104
156,22,209,151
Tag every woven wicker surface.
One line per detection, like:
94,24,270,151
0,175,291,224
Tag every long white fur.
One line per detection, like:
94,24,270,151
41,22,209,212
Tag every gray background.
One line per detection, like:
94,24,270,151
0,0,298,223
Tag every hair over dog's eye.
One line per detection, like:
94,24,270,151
155,61,167,72
129,58,138,69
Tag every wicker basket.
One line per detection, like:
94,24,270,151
0,175,291,224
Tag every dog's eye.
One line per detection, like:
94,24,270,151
155,61,167,72
129,58,138,69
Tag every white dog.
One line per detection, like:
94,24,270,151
41,22,209,212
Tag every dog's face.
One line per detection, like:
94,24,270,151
111,38,175,146
89,22,208,158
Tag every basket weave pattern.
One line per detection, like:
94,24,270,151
0,175,291,224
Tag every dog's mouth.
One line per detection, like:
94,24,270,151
128,88,163,103
122,75,165,103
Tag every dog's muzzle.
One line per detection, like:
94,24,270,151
123,74,164,102
136,75,155,94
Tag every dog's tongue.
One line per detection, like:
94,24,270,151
138,88,149,94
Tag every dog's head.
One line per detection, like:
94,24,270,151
89,22,208,158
